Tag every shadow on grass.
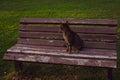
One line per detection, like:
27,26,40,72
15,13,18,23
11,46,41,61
4,63,107,80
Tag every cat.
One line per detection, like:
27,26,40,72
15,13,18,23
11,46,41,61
60,21,83,53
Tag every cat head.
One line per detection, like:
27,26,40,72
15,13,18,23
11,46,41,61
60,21,71,32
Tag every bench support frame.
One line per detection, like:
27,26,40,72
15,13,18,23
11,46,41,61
14,62,113,80
108,68,113,80
14,61,23,72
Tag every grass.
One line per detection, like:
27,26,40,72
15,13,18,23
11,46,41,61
0,0,120,80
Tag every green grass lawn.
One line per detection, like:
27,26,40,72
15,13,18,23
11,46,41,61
0,0,120,80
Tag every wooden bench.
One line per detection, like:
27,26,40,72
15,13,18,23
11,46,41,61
3,18,117,80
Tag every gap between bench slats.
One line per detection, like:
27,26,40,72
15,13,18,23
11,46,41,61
18,39,116,50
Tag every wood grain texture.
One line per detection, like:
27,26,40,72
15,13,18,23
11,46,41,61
19,31,117,42
3,53,117,68
20,25,117,34
18,39,116,49
20,18,118,26
7,44,116,60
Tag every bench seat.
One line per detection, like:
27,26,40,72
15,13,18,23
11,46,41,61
4,43,117,68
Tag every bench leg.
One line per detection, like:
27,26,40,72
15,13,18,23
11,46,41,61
14,61,23,72
108,68,113,80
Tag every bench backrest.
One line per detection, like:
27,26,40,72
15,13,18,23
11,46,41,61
18,18,117,50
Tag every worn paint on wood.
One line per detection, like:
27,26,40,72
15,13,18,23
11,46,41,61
3,53,116,68
7,46,116,60
20,18,118,26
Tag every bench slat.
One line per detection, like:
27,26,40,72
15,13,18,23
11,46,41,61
19,31,117,42
7,44,117,58
18,39,116,49
3,53,117,68
20,18,117,26
20,25,117,34
6,51,116,60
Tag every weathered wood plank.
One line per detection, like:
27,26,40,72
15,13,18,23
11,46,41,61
85,42,116,50
20,18,118,26
7,46,117,60
73,27,117,34
18,39,64,47
18,39,116,49
3,53,117,68
19,32,62,40
7,44,117,57
20,25,59,32
20,25,117,34
19,31,117,42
